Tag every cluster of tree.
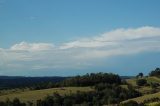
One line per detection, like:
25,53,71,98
60,73,121,87
0,88,141,106
136,79,147,86
149,68,160,77
28,84,141,106
30,73,121,90
36,92,97,106
0,98,26,106
94,83,141,104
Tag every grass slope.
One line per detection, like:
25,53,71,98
126,76,160,86
147,77,160,83
123,76,160,104
126,77,160,94
146,102,160,106
123,91,160,103
126,77,160,86
0,87,93,103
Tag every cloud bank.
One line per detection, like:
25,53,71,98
0,26,160,71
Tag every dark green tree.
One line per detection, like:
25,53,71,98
138,73,143,78
136,79,147,86
149,68,160,77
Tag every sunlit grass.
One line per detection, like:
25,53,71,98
0,87,93,103
123,91,160,103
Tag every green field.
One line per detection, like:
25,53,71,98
0,87,93,103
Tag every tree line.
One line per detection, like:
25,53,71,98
0,72,141,106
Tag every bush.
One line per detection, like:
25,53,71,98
150,82,159,89
136,79,147,86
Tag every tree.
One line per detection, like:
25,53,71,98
149,68,160,77
150,82,159,89
63,98,73,106
61,72,121,87
12,98,26,106
107,96,118,104
139,73,143,78
5,98,12,106
136,79,147,86
13,98,21,106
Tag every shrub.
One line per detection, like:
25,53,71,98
136,79,147,86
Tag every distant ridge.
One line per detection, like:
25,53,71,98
0,76,67,89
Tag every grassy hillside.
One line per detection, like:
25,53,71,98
126,76,160,94
146,102,160,106
147,77,160,83
123,91,160,103
0,71,160,105
122,76,160,104
0,87,93,103
126,78,137,86
126,76,160,86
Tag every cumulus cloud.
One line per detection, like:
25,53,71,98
0,26,160,71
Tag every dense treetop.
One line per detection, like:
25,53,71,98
149,68,160,77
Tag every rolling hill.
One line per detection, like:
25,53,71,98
0,87,93,103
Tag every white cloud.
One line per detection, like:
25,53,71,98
10,41,55,51
98,26,160,41
60,26,160,49
0,26,160,71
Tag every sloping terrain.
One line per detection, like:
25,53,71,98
0,87,93,103
123,91,160,103
123,76,160,104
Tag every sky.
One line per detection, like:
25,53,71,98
0,0,160,76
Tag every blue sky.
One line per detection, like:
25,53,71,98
0,0,160,76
